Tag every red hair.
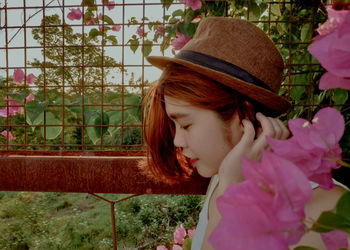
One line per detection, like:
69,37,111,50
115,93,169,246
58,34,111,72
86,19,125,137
140,64,264,184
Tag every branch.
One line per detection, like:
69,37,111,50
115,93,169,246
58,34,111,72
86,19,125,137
7,0,56,44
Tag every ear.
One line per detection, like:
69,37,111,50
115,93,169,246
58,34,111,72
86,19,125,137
228,111,244,146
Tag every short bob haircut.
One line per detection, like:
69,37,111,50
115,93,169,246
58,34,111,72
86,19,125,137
141,64,269,184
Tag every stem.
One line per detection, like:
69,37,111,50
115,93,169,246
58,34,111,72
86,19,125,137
324,157,350,168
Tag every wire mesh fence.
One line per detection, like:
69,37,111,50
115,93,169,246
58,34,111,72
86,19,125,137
1,0,347,153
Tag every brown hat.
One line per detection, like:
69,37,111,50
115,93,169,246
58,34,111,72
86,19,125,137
146,17,291,115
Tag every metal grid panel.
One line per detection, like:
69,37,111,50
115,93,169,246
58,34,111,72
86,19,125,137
1,1,346,154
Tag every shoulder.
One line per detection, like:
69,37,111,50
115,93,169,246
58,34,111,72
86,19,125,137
294,186,346,249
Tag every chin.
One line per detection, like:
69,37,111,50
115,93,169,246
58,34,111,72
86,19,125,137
197,166,218,178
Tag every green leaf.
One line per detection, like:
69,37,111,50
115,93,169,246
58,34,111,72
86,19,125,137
312,211,350,233
107,110,122,135
290,86,306,102
66,96,89,114
89,28,101,39
176,22,186,36
107,35,118,45
85,112,109,144
186,23,197,38
7,89,30,103
83,11,94,23
125,94,141,120
129,39,139,53
172,9,184,17
183,238,192,250
336,191,350,220
294,247,318,250
300,23,311,42
164,15,170,21
249,2,262,21
143,40,153,57
332,88,348,105
25,101,49,126
81,0,95,6
161,0,174,10
103,15,114,25
271,4,281,16
40,112,62,140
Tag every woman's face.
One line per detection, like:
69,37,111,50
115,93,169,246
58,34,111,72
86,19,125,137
164,96,243,178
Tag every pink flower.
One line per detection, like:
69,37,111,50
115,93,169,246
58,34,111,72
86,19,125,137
319,71,350,89
67,8,82,21
267,107,344,190
0,97,23,117
99,25,106,33
308,9,350,90
172,245,182,250
210,151,312,250
171,31,191,50
316,7,348,36
156,246,168,250
155,25,165,35
86,16,95,25
112,24,121,32
187,229,195,239
26,73,36,84
321,230,349,250
98,13,102,20
107,1,115,10
1,130,16,140
180,0,202,10
136,27,145,37
13,69,24,83
173,224,187,245
25,93,35,103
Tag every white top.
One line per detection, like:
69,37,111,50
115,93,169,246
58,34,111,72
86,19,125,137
191,176,348,250
191,175,219,250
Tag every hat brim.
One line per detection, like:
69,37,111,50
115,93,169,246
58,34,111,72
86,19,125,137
147,56,291,116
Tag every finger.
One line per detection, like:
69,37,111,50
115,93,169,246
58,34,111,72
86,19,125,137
234,119,255,152
219,119,255,173
256,112,275,138
268,117,283,139
276,119,290,139
252,113,274,152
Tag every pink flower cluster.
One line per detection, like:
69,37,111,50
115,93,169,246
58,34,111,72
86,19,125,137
13,68,36,84
157,224,195,250
0,130,16,140
180,0,202,11
210,152,312,249
308,7,350,90
67,8,82,21
0,69,37,141
267,108,344,190
171,31,191,51
210,107,348,250
67,2,120,33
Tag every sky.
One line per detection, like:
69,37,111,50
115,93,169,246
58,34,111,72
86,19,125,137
0,0,183,90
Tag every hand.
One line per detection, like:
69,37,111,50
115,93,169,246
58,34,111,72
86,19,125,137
218,112,290,188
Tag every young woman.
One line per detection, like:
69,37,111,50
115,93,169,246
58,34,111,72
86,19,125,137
142,17,345,249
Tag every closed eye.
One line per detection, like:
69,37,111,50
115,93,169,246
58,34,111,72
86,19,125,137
181,124,191,130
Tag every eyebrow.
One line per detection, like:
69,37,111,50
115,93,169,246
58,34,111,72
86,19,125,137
169,113,190,120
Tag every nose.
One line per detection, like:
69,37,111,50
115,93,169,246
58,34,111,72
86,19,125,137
173,127,187,148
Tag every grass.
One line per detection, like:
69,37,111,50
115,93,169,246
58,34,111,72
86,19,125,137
0,191,203,249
